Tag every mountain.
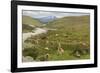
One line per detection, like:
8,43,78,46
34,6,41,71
22,16,42,26
37,16,57,23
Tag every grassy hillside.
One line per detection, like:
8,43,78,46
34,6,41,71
22,15,90,62
22,16,42,32
22,16,42,26
47,15,89,28
46,15,90,44
22,24,35,33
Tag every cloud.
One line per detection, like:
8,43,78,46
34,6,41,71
22,10,89,18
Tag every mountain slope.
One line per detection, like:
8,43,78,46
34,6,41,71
22,16,42,26
22,24,35,33
46,15,90,44
47,15,90,29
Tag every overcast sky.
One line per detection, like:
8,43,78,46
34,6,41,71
22,10,89,18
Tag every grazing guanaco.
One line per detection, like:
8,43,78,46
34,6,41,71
80,42,89,54
45,53,49,60
80,42,87,46
46,40,49,44
57,43,64,55
35,39,39,44
38,53,50,61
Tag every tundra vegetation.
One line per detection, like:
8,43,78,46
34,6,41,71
22,15,90,62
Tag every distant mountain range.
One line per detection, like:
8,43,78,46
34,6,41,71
37,16,57,23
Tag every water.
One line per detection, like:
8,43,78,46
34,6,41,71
23,28,47,43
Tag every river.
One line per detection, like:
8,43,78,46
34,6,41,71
23,28,48,43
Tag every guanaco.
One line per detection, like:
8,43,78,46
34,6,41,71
57,43,64,55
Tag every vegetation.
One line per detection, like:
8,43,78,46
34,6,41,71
22,16,42,26
22,24,35,32
22,15,90,62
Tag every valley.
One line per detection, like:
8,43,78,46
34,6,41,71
22,15,90,62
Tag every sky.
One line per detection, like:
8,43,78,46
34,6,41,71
22,10,89,18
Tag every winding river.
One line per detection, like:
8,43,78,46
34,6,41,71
23,28,48,43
